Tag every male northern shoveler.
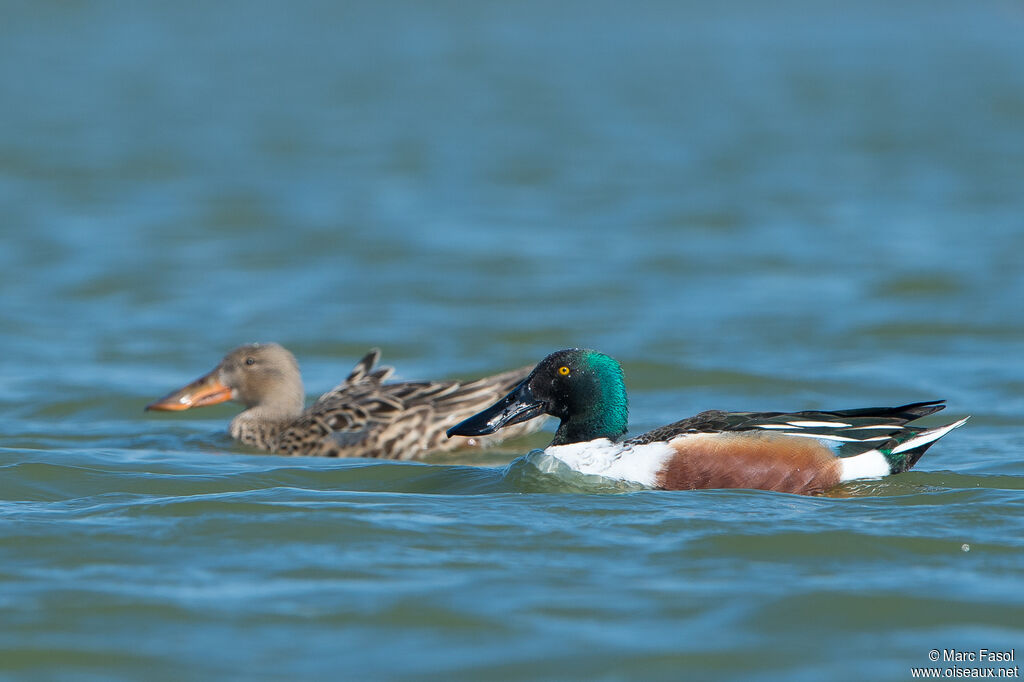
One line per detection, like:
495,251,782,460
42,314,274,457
446,348,968,495
146,344,544,459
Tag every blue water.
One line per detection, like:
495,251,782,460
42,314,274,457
2,1,1023,680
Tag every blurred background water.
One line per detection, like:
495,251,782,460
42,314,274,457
2,1,1023,680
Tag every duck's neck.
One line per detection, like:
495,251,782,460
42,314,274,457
551,377,629,446
230,393,305,451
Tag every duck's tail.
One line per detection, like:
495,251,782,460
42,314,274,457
880,417,970,473
839,417,969,482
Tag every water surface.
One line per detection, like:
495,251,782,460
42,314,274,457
2,1,1023,680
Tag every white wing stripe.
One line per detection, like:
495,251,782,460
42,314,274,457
787,420,851,428
767,431,890,443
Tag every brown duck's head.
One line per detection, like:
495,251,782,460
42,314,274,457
146,343,304,413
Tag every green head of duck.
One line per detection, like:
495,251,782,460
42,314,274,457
543,349,629,445
447,348,629,446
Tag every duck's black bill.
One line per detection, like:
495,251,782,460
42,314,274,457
447,379,547,438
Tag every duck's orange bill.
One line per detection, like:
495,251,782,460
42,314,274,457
145,370,233,411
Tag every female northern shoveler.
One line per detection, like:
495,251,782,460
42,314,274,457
447,348,968,495
146,344,544,459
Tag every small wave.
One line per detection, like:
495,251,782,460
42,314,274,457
500,450,647,494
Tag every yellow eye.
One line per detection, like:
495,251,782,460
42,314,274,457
558,366,570,376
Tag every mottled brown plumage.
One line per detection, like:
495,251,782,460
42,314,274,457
147,344,544,459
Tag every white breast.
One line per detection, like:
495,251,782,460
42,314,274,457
545,439,677,488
